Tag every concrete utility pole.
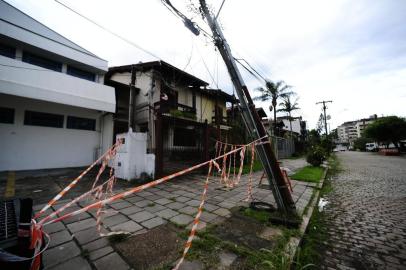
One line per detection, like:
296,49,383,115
316,100,332,136
198,0,295,214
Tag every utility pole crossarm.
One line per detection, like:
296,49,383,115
316,100,333,136
198,0,295,214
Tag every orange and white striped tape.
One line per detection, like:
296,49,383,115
35,140,122,219
173,161,214,270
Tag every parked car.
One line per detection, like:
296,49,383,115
366,142,378,151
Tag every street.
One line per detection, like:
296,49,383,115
320,152,406,269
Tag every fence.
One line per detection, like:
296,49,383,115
270,136,295,159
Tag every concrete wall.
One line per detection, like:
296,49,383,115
0,94,114,171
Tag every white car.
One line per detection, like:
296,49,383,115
366,143,378,151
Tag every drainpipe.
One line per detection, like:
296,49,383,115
129,65,136,131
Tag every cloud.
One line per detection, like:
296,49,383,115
6,0,406,129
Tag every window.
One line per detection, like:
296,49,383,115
0,44,16,58
67,66,96,81
67,116,96,131
0,107,15,124
24,111,64,128
173,127,196,147
22,52,62,71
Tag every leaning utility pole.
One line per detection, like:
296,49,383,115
316,100,332,136
198,0,295,214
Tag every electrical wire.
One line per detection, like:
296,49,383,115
53,0,162,60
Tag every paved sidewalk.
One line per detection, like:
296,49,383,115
320,152,406,270
37,169,314,270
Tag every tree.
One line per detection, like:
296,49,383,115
277,95,300,136
254,80,293,135
364,116,406,149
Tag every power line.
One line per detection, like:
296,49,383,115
234,58,267,82
53,0,162,60
215,0,226,20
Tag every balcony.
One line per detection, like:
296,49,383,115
156,101,197,120
212,115,229,126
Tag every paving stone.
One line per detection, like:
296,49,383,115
145,204,166,213
73,226,106,245
179,206,198,215
102,214,129,227
82,238,109,252
185,199,201,207
88,246,114,261
186,221,207,231
218,201,235,209
129,211,155,223
48,256,91,270
43,241,80,268
156,208,179,219
213,208,231,217
141,216,166,229
219,251,238,267
49,230,72,248
125,196,144,203
176,196,190,203
166,202,185,210
119,205,143,215
203,203,220,212
135,200,154,207
44,222,66,234
111,220,143,233
110,201,132,210
154,198,172,205
170,214,194,226
93,252,130,270
199,212,219,223
67,218,96,233
61,212,92,224
177,260,204,270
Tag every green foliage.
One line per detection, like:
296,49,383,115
353,136,373,151
169,109,197,120
291,166,324,183
306,146,325,167
364,116,406,148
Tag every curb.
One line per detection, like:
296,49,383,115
285,165,329,267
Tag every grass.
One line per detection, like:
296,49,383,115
291,166,324,183
292,154,341,269
180,208,303,270
241,159,263,174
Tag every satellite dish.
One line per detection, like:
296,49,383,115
269,105,273,112
327,115,331,120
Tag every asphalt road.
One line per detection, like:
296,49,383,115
320,151,406,270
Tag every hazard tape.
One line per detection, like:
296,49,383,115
173,161,214,270
34,140,122,219
245,144,256,201
36,136,269,270
41,136,268,227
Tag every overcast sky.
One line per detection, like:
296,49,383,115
5,0,406,130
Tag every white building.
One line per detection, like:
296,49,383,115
0,0,115,171
337,115,378,144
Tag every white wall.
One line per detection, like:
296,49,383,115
0,56,115,112
0,94,113,171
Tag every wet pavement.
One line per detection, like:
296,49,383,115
0,158,314,269
320,152,406,270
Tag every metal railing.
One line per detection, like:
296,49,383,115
269,136,295,159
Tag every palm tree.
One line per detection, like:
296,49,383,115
277,95,300,137
254,80,294,135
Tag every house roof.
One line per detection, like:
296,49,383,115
108,60,209,87
201,88,237,103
